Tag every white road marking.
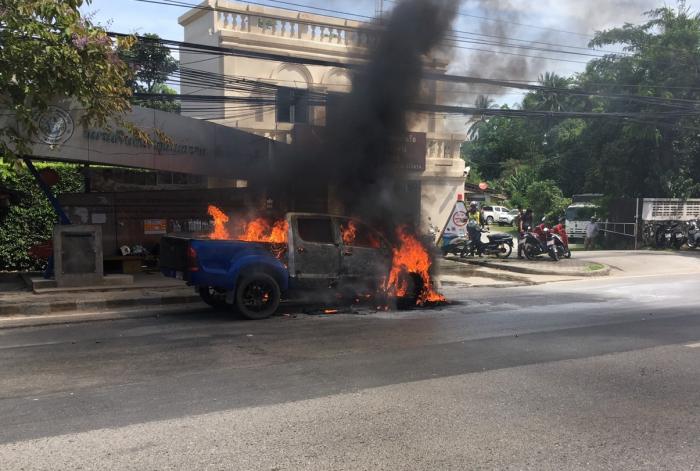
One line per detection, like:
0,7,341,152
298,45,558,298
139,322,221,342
684,342,700,348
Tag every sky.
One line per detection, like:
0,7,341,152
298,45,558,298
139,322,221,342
81,0,700,109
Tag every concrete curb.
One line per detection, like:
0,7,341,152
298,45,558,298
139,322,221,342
0,293,202,317
449,257,612,277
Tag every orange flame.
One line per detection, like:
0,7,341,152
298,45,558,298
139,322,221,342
340,220,381,248
341,220,358,245
239,217,289,244
207,205,231,240
270,220,289,243
207,206,288,245
385,226,445,305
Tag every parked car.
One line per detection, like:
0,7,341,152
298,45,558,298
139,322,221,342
159,213,426,319
498,208,520,226
481,205,511,225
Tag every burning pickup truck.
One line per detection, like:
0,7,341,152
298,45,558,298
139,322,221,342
159,206,443,319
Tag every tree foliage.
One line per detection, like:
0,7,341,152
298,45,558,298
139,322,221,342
0,163,84,271
118,33,180,113
463,2,700,203
0,0,134,162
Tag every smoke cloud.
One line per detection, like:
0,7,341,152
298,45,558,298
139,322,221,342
267,0,459,237
445,0,661,105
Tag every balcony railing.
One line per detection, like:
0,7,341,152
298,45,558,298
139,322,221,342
215,4,375,48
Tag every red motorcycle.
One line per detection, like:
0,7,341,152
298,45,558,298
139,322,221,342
551,222,572,259
521,220,559,261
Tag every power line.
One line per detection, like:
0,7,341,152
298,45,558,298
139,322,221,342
118,33,700,112
130,0,615,64
384,0,593,38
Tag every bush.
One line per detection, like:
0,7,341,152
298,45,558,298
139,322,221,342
524,180,571,222
0,163,84,271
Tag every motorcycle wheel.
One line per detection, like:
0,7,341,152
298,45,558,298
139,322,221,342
655,227,667,249
549,247,560,262
524,244,536,260
495,243,512,258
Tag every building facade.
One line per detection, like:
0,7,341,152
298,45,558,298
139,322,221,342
179,0,466,228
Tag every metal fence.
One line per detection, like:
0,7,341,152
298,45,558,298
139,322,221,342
598,221,639,249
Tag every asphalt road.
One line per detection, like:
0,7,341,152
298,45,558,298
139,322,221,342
1,251,699,469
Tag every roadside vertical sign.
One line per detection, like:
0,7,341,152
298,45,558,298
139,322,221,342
437,199,469,246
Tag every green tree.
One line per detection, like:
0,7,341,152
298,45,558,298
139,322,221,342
0,0,134,162
467,94,495,141
464,2,700,201
583,1,700,197
524,180,571,221
0,163,84,271
119,34,180,113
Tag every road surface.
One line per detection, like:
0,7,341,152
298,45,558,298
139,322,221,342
1,251,699,469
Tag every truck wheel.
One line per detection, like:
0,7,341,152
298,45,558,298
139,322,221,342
198,286,227,308
235,273,281,320
396,273,423,310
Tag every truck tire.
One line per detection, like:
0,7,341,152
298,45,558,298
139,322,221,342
234,273,281,320
396,272,423,310
198,286,227,308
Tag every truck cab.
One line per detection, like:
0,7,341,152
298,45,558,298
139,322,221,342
564,203,599,241
160,213,398,319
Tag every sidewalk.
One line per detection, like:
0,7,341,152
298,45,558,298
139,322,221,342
0,272,202,322
445,255,611,277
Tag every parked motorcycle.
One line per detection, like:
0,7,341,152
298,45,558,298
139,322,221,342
521,219,560,261
551,222,572,259
442,235,469,257
461,228,514,258
655,221,685,250
442,228,513,258
687,219,700,249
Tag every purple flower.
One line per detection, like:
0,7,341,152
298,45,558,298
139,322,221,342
72,34,88,50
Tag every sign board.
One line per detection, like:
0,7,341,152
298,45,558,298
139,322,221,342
91,213,107,224
392,132,427,171
441,200,469,240
144,219,167,235
0,100,281,179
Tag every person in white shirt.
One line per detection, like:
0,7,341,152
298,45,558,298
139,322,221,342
584,217,599,250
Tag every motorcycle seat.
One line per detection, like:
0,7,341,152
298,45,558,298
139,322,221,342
487,233,513,242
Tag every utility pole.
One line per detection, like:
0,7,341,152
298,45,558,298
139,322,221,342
375,0,384,20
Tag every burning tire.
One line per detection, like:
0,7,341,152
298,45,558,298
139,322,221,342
234,273,281,320
395,272,424,310
198,286,227,308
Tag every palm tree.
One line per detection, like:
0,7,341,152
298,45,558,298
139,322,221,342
467,94,495,140
533,72,570,112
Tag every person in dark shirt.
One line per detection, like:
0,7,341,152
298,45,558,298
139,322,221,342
518,208,533,259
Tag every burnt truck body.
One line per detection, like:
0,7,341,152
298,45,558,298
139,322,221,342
160,213,419,319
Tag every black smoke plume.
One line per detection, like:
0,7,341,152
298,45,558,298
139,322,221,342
268,0,458,235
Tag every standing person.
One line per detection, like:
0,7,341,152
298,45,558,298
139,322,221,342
466,201,483,256
518,208,533,258
584,217,599,250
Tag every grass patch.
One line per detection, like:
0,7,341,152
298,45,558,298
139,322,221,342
586,262,605,272
488,223,518,236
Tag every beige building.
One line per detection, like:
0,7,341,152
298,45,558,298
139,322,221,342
178,0,466,228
